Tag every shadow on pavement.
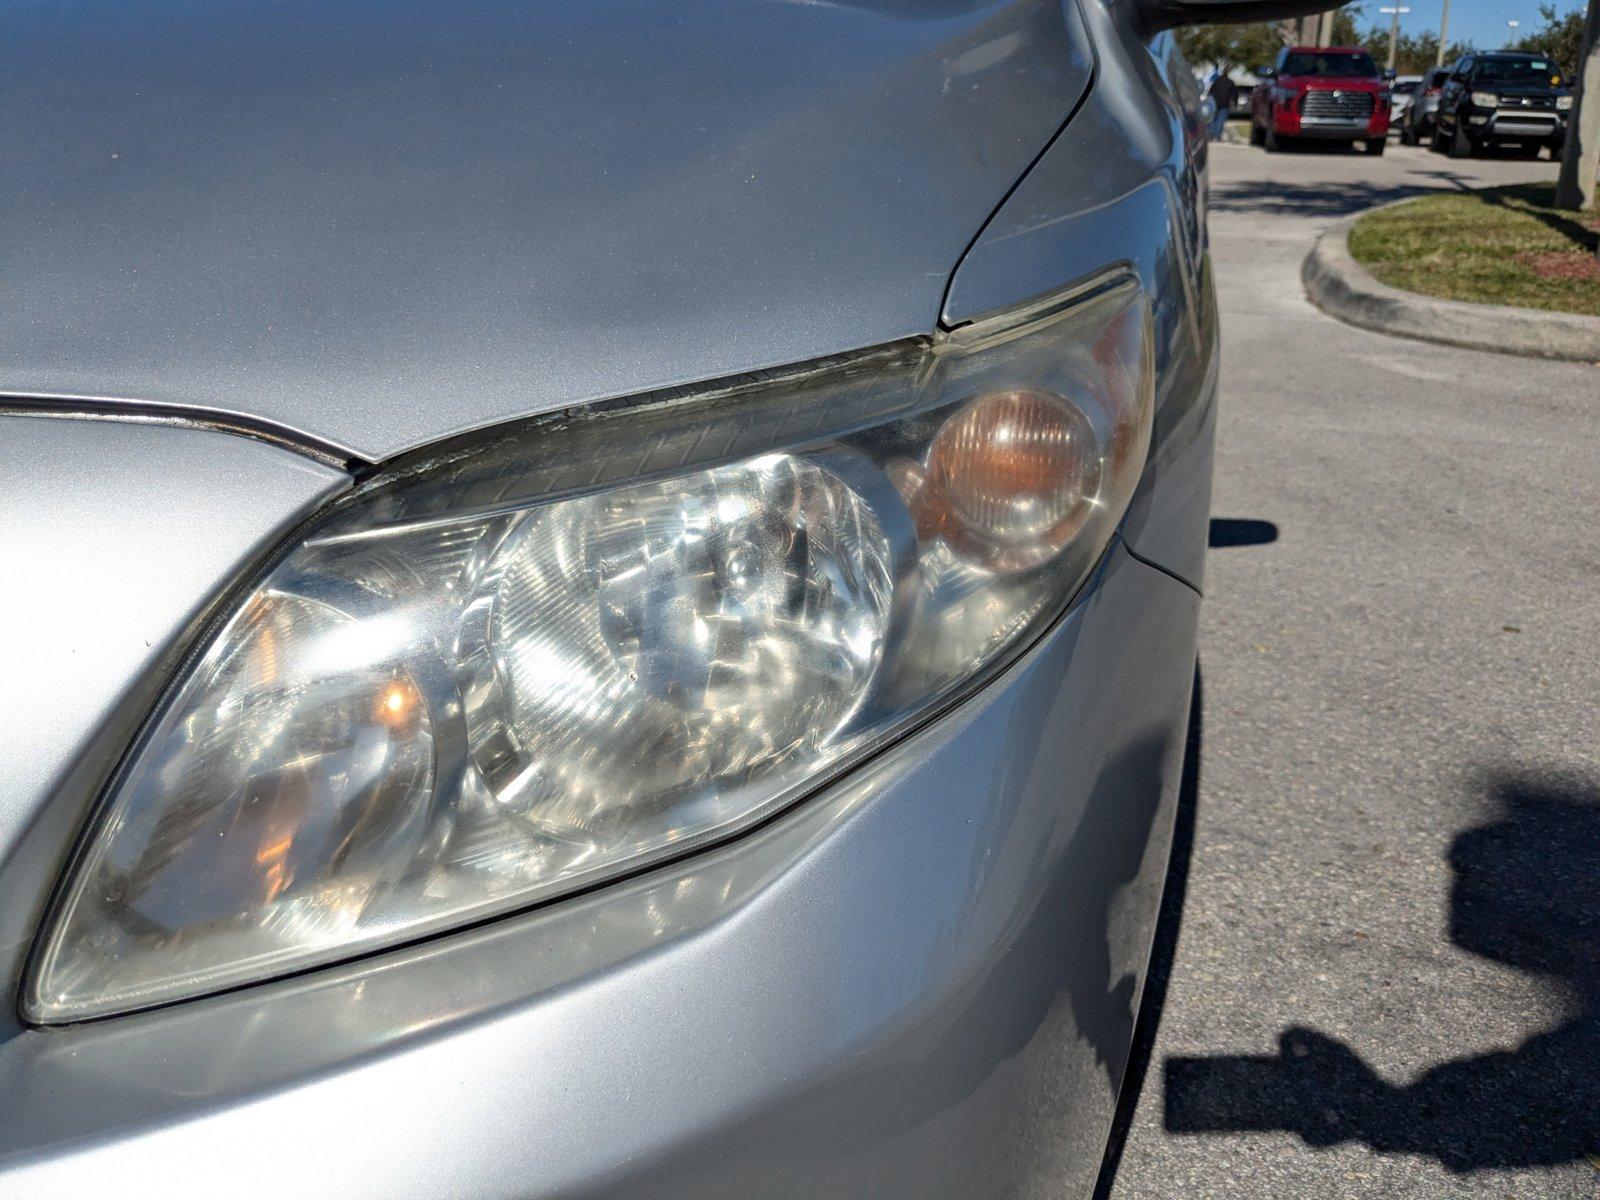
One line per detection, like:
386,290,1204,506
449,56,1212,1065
1210,173,1477,218
1163,769,1600,1173
1207,518,1278,549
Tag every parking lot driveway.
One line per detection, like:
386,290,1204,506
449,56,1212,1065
1108,142,1600,1199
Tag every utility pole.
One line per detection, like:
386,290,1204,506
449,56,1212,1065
1436,0,1451,65
1554,0,1600,215
1317,8,1335,47
1380,6,1410,71
1297,10,1331,44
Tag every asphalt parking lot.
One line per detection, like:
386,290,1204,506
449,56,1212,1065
1108,141,1600,1199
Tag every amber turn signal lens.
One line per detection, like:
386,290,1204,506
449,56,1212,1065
926,389,1099,569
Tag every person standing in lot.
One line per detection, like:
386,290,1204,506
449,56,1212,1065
1208,71,1239,139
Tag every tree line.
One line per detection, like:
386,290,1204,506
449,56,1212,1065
1177,2,1585,78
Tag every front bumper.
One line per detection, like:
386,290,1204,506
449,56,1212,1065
1465,107,1566,142
1273,102,1388,140
1291,122,1384,140
0,537,1199,1200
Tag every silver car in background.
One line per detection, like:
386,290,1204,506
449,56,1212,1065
1389,73,1424,127
1399,65,1455,144
0,0,1331,1195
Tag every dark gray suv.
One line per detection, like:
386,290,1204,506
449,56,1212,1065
1435,51,1574,158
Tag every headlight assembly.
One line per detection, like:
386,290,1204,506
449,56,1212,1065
28,274,1152,1022
1556,94,1574,111
1471,91,1500,108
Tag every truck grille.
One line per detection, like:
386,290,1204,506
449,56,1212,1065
1302,90,1374,122
1497,95,1555,111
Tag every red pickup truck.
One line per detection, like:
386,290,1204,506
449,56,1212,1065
1249,46,1392,155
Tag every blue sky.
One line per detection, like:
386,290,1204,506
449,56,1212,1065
1362,0,1583,53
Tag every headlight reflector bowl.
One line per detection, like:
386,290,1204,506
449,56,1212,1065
472,455,894,845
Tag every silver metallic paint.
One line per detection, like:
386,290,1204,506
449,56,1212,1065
0,0,1091,461
0,542,1198,1200
0,0,1221,1192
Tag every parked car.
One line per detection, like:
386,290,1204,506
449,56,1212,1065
1434,51,1572,158
1389,73,1424,127
0,0,1336,1195
1398,65,1455,144
1250,46,1392,154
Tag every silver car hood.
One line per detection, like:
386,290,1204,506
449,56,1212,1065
1,0,1089,462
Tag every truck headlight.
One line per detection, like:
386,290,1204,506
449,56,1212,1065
1471,91,1500,108
27,274,1151,1022
1556,94,1574,111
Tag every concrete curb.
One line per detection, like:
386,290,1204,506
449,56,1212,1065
1302,208,1600,363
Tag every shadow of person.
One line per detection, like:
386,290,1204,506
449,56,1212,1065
1163,771,1600,1172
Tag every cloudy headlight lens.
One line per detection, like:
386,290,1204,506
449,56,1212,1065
29,274,1151,1021
1471,91,1500,108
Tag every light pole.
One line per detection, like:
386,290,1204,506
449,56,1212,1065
1506,19,1520,47
1380,6,1411,71
1436,0,1451,65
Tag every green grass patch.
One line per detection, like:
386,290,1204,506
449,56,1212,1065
1348,183,1600,317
